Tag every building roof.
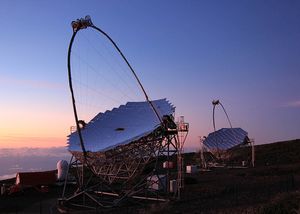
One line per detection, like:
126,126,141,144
16,170,57,186
67,99,175,152
203,128,249,150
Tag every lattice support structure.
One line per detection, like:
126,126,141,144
176,116,189,198
60,119,188,210
72,129,164,183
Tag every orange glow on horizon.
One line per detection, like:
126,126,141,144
0,135,67,148
0,105,73,148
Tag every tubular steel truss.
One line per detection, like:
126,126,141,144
71,127,165,185
59,121,189,210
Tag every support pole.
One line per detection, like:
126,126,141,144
251,139,255,167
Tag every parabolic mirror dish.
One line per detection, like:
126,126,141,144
68,99,174,153
67,99,175,185
203,128,249,150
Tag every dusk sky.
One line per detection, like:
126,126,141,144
0,0,299,149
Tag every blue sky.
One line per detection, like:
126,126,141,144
0,0,299,149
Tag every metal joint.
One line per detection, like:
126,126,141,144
71,15,93,32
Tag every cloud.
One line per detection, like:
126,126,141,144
0,135,67,149
283,100,300,108
0,147,70,158
0,147,71,179
0,76,64,90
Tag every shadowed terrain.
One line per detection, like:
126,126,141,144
0,139,300,213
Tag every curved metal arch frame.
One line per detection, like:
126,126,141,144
211,100,233,157
212,100,233,133
67,16,163,162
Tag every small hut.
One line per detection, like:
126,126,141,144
16,170,57,187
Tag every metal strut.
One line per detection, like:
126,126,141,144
212,99,233,132
67,28,87,159
72,16,162,122
212,99,234,157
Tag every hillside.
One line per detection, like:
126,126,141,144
228,139,300,166
0,139,300,213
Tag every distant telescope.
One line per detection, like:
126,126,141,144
57,160,68,181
